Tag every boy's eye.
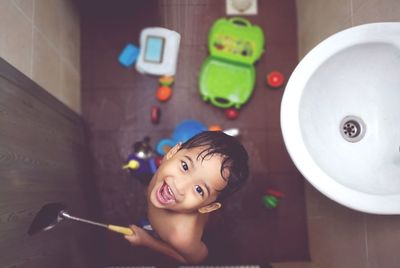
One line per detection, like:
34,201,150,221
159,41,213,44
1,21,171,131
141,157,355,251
181,161,188,171
195,185,204,196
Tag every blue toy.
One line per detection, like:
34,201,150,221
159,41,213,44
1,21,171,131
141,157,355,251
156,120,207,155
118,43,140,67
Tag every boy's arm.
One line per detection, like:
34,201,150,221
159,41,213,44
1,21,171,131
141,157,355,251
124,225,207,264
124,225,187,263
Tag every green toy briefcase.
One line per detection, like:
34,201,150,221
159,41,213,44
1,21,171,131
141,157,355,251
199,17,264,109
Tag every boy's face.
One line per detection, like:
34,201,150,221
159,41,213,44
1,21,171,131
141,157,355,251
148,144,227,214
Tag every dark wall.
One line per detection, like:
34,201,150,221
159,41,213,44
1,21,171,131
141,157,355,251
0,58,100,267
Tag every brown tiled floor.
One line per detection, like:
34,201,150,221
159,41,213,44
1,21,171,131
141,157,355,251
80,0,309,266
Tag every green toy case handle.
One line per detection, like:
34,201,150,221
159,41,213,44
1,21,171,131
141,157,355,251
210,97,235,109
229,17,252,28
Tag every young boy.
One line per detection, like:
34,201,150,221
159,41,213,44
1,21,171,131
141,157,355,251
124,131,249,264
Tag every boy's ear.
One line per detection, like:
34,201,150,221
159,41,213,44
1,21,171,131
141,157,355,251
198,202,222,214
165,143,182,160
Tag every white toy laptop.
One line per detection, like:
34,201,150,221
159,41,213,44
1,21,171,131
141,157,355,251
136,27,181,76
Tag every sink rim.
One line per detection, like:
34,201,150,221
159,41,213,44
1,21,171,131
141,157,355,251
281,22,400,215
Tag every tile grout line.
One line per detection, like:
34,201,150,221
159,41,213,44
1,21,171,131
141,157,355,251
350,0,354,26
12,0,33,23
12,0,35,78
31,0,35,79
363,214,370,268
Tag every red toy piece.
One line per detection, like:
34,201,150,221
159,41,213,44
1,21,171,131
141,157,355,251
156,86,172,102
266,188,284,198
225,108,239,120
151,106,161,124
155,155,163,167
266,71,285,88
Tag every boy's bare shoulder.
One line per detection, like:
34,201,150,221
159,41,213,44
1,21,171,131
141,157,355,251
167,226,208,263
149,207,208,262
163,218,201,246
161,217,208,263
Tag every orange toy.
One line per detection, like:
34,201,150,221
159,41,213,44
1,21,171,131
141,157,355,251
156,86,172,102
208,124,222,131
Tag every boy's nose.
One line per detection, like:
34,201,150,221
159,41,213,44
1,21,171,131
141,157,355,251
173,176,191,196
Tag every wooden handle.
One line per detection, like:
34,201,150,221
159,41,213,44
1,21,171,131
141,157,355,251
108,224,134,235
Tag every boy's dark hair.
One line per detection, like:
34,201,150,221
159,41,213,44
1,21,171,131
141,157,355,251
179,131,249,202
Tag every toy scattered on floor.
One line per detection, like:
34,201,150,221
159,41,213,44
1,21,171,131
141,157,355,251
266,71,285,88
119,28,180,74
124,137,160,184
199,17,264,110
152,75,175,122
223,128,240,137
151,106,161,124
156,85,173,102
156,120,207,155
123,159,140,170
208,124,240,137
225,107,240,120
208,124,223,131
118,43,140,67
208,125,240,137
136,27,181,76
156,75,174,102
263,195,278,208
262,188,284,209
159,75,175,86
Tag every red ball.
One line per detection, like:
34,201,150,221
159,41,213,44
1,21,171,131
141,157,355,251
225,108,239,120
267,71,285,88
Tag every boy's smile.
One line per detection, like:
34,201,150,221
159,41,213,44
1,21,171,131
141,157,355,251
148,145,227,213
157,181,176,205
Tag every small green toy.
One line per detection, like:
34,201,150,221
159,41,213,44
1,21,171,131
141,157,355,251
263,195,279,208
199,17,264,109
262,188,284,209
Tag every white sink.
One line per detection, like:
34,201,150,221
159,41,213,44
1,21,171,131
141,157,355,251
281,23,400,214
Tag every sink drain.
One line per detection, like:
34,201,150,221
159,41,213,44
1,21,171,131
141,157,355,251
340,116,366,142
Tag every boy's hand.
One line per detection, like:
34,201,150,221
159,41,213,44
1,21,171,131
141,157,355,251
124,225,150,246
124,224,192,264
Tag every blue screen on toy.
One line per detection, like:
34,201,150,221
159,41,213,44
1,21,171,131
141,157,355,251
144,36,165,63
